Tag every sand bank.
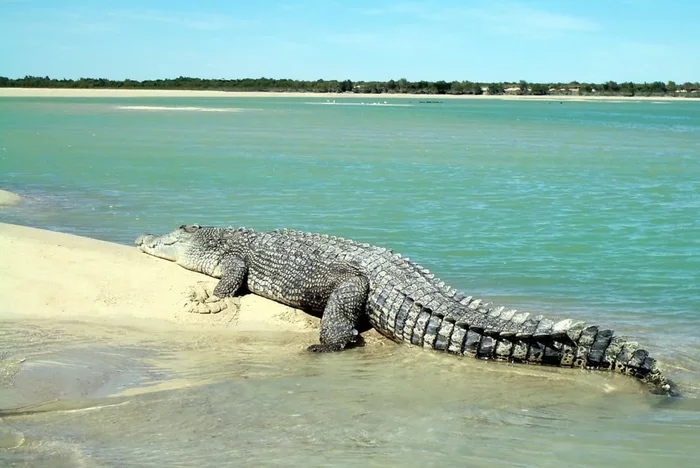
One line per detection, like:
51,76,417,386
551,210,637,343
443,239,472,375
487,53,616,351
0,87,690,102
0,223,320,333
0,190,21,206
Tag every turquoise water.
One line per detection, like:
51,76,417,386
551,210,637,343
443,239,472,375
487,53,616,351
1,96,700,465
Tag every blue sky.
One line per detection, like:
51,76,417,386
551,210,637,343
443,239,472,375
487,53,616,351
1,0,698,83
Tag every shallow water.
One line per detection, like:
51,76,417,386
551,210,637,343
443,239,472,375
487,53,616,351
1,96,700,465
1,319,699,467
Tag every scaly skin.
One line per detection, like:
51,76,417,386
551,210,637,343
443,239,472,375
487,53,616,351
136,225,679,395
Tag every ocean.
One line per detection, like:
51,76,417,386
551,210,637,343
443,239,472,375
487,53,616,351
1,96,699,466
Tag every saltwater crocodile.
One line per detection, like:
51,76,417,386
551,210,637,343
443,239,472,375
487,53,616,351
136,224,677,395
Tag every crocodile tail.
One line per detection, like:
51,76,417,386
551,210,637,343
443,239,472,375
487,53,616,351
538,322,679,396
389,298,678,396
485,314,678,396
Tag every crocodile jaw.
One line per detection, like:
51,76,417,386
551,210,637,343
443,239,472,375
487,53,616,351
135,225,225,276
135,233,181,262
135,226,196,263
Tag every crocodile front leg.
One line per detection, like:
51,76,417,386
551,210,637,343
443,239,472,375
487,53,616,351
213,256,247,297
308,275,369,353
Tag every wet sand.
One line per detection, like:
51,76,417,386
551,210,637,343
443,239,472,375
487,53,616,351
2,317,696,466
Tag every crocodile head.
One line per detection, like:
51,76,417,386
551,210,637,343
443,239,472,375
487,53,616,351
135,224,227,276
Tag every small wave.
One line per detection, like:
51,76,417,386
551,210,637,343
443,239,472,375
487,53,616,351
115,106,246,113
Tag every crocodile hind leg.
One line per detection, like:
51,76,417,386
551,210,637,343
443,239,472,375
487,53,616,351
308,275,369,353
185,256,247,314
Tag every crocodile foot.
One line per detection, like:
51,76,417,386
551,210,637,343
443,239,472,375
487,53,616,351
307,343,346,353
307,333,364,353
183,282,232,314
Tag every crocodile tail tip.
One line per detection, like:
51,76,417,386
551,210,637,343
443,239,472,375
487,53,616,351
644,369,681,397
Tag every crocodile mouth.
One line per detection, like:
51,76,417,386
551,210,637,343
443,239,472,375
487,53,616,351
134,234,153,247
135,234,178,249
134,233,181,261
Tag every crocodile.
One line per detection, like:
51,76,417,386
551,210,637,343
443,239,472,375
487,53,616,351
135,224,678,396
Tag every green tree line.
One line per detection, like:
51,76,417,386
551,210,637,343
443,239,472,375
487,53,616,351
1,75,699,97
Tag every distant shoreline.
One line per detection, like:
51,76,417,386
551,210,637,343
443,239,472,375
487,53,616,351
0,87,694,102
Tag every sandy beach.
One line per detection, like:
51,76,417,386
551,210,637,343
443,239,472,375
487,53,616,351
0,87,690,102
0,222,321,333
0,190,22,206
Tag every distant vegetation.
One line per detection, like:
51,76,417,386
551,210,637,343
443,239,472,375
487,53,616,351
1,76,699,98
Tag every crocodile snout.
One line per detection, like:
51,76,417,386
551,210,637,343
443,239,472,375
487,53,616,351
135,234,155,248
